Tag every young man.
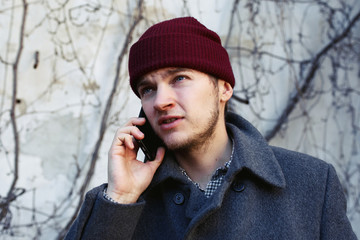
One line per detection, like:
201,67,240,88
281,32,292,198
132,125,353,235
66,17,357,239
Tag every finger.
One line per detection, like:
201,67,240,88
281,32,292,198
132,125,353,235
114,126,144,142
124,117,146,127
112,133,134,150
124,134,134,149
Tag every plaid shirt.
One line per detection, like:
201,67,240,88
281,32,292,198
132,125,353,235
180,160,232,198
180,144,234,198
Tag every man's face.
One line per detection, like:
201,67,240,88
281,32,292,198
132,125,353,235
137,68,223,151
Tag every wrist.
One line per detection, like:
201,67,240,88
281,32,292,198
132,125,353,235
104,188,139,204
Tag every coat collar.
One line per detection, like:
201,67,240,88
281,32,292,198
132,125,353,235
149,112,286,190
225,112,286,188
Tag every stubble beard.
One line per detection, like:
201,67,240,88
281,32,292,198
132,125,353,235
165,101,220,153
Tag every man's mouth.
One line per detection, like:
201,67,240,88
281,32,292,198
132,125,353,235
162,118,178,124
158,115,184,129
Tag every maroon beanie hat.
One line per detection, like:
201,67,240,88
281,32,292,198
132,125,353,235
128,17,235,97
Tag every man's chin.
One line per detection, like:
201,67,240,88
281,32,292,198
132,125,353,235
163,136,191,152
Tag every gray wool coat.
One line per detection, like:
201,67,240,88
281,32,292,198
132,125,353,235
65,112,357,240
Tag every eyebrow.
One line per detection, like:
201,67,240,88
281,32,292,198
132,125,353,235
136,68,191,91
166,67,189,75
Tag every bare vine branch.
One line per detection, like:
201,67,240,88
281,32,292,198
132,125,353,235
0,0,28,231
264,10,360,141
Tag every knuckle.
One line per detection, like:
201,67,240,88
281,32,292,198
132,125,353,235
115,127,124,135
126,117,138,126
116,125,138,135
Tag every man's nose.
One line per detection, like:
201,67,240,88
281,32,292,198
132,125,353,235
153,85,175,111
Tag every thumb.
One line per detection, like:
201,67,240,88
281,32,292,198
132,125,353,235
147,147,166,171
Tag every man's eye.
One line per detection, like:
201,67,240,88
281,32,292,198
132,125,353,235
139,87,153,97
175,76,186,82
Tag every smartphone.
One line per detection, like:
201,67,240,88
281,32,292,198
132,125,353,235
136,108,165,162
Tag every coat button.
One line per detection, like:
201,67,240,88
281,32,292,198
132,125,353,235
173,193,185,205
231,180,245,192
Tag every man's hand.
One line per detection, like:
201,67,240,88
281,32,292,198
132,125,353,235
106,117,165,204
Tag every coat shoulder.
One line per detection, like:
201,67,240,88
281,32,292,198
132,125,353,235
270,146,334,188
271,146,330,172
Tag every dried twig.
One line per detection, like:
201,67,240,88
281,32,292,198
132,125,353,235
264,10,360,141
0,0,28,230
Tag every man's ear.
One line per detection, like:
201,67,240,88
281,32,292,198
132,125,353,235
218,80,233,102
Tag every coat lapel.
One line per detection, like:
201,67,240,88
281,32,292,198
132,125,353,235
225,112,286,189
